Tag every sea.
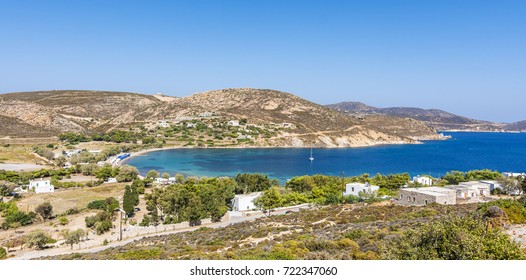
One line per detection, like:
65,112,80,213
124,132,526,182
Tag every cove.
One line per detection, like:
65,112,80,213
125,132,526,182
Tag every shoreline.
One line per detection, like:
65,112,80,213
120,138,440,164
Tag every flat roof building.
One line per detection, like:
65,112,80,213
398,187,456,206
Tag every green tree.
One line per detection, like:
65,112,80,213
35,202,53,220
55,156,67,168
0,180,17,196
175,174,185,184
146,170,159,179
116,165,139,182
104,197,119,214
62,229,85,250
235,173,275,194
0,247,6,259
25,230,55,250
162,172,170,179
95,164,115,181
255,187,283,216
123,185,136,216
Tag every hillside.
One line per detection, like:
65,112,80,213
0,89,443,147
327,102,507,131
505,121,526,131
43,203,480,260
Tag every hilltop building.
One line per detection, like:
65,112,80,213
228,120,240,126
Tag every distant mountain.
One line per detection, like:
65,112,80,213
327,102,508,131
505,121,526,131
0,89,444,147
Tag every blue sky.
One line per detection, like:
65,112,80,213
1,1,525,122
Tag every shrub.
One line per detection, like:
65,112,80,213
0,247,6,259
382,215,525,260
87,200,107,210
478,200,526,224
59,217,69,225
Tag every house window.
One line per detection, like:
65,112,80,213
352,187,355,192
412,197,416,202
425,200,428,205
400,194,403,199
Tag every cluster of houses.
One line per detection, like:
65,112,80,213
399,180,502,206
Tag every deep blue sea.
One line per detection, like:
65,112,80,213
125,132,526,182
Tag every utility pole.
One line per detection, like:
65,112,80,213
119,210,123,241
341,171,345,198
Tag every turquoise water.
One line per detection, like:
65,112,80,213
125,132,526,182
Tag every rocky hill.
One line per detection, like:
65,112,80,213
0,89,443,147
327,101,508,131
504,121,526,131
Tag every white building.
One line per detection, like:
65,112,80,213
459,181,491,196
105,178,118,183
479,180,503,192
159,120,170,128
412,175,433,186
343,183,380,197
154,177,177,185
65,150,81,157
232,192,262,212
237,134,252,140
198,112,214,118
186,123,196,128
29,179,54,194
503,172,526,178
227,120,240,126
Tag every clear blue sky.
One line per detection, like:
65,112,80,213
1,1,525,122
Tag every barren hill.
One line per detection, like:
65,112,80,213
327,101,506,131
0,89,443,147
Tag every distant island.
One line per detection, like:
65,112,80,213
327,101,526,132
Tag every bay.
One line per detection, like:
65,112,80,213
125,132,526,182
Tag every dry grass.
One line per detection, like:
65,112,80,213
0,145,43,164
16,183,126,214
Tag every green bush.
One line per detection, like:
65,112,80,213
478,200,526,224
383,215,525,260
0,247,6,259
87,200,107,210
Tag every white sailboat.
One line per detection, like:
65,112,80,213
309,147,314,161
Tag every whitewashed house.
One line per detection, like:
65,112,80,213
232,192,262,211
479,180,503,192
459,181,491,196
503,172,526,178
105,178,118,183
343,183,380,197
227,120,240,126
29,179,54,194
237,134,252,140
154,178,168,185
159,120,170,128
198,112,214,118
412,175,433,186
186,123,196,128
65,150,81,157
